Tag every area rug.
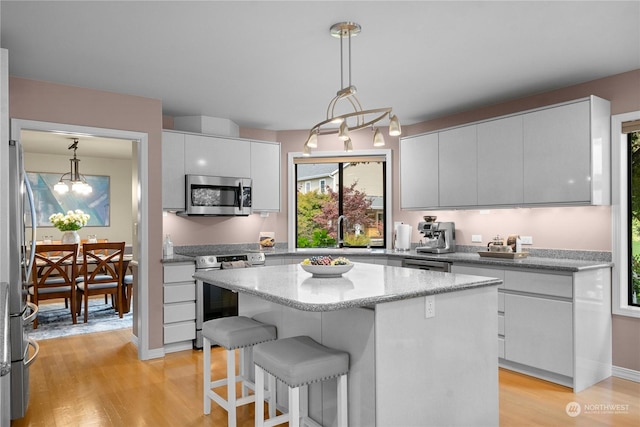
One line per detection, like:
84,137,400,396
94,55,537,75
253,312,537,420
29,300,133,340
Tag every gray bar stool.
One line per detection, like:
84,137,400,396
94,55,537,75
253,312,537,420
203,316,277,427
253,335,350,427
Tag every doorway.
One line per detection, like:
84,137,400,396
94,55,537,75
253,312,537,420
10,118,151,360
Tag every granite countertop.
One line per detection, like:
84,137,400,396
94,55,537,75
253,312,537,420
1,282,10,377
384,251,613,272
164,244,613,272
193,263,502,312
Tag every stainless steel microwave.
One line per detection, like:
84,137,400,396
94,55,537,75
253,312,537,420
178,175,252,216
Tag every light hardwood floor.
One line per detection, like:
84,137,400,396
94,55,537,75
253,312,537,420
11,329,640,426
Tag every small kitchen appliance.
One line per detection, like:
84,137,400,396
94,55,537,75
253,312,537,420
416,221,456,254
179,175,252,216
194,251,265,349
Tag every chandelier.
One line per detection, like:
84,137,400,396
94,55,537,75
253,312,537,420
303,22,401,155
53,138,93,195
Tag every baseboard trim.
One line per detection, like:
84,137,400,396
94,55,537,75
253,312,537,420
612,365,640,382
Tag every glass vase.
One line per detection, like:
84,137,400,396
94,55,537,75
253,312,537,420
61,230,80,245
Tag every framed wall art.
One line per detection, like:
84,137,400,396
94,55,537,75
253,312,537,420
26,172,110,227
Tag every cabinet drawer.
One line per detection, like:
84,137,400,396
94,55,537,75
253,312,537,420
505,270,572,298
498,313,505,336
163,263,196,283
498,292,505,312
498,337,505,359
164,321,196,344
452,265,505,288
164,283,196,304
164,302,196,323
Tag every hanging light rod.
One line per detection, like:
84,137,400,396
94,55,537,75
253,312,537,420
304,21,401,155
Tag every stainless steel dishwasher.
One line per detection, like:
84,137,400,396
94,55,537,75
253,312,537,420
401,258,452,272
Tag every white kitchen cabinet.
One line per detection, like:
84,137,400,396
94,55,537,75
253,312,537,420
477,115,524,206
399,95,610,210
251,140,281,212
438,125,478,207
184,133,251,178
523,96,610,205
451,263,611,392
163,262,196,352
504,293,573,377
161,131,186,210
400,133,439,209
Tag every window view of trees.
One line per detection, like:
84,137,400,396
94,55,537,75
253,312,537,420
296,160,385,248
630,131,640,305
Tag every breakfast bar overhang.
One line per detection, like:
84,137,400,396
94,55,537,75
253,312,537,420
194,262,502,427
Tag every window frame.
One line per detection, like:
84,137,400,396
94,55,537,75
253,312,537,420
288,149,393,250
612,111,640,317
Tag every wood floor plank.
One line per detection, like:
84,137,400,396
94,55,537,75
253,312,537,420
11,329,640,426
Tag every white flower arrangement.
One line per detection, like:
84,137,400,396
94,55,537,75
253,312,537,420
49,209,90,231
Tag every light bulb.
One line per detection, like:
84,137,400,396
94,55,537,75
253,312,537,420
338,121,350,141
306,131,318,148
54,181,69,194
389,114,401,136
373,128,385,147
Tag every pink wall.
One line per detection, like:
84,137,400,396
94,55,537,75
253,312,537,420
10,77,166,351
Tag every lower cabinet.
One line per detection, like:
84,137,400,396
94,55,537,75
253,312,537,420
504,293,573,377
163,262,196,352
452,263,611,392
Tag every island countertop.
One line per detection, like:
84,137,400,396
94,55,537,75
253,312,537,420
193,262,502,312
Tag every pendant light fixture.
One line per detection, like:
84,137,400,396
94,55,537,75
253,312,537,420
53,138,93,195
303,22,401,155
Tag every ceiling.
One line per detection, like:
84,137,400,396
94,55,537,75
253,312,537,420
2,1,639,155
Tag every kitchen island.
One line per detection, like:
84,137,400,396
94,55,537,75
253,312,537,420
194,262,502,427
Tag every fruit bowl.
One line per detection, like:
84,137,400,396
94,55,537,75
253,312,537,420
300,256,353,277
300,263,354,278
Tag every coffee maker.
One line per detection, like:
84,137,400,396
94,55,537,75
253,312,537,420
416,221,456,254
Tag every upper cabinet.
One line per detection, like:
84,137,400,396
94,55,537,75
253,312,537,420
439,125,478,207
250,141,281,212
161,131,186,211
184,134,250,177
400,133,439,209
400,95,610,210
523,97,610,205
477,115,524,206
162,130,281,212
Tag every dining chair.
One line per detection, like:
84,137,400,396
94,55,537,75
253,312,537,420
30,243,79,328
76,241,125,322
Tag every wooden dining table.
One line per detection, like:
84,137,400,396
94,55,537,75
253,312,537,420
34,252,134,314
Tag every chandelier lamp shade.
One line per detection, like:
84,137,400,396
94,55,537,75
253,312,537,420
303,22,401,155
53,138,93,195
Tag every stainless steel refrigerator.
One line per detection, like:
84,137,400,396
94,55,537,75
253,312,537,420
8,139,39,420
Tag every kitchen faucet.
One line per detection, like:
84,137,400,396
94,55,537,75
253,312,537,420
336,215,348,248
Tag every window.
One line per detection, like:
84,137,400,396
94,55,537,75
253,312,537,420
612,112,640,317
291,153,389,249
628,128,640,306
304,182,311,193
